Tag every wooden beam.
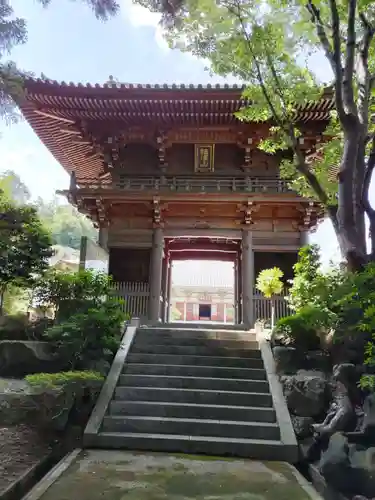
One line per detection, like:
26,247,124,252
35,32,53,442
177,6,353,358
34,109,75,124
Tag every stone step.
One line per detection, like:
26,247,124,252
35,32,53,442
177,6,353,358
131,344,261,357
123,363,267,380
102,415,280,440
118,374,270,393
133,335,258,349
142,325,251,333
127,353,264,369
109,400,277,422
136,330,257,342
114,386,273,407
93,432,297,461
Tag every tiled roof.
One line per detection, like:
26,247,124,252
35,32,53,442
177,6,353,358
17,78,334,181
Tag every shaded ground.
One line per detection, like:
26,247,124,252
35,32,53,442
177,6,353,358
40,450,320,500
0,425,51,492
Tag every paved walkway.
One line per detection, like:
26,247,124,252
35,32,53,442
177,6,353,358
27,450,321,500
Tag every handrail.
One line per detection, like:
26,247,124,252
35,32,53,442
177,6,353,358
75,175,293,194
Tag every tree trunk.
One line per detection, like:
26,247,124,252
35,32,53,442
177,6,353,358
337,127,367,271
368,211,375,261
271,298,275,330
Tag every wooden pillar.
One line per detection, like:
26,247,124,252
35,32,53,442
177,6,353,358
300,230,309,247
242,229,254,328
164,254,172,322
98,227,109,251
149,227,164,322
234,257,239,324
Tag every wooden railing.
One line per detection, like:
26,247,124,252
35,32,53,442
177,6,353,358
111,281,150,319
253,289,292,323
110,281,292,324
76,176,292,194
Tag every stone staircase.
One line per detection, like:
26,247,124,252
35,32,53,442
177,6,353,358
85,325,298,462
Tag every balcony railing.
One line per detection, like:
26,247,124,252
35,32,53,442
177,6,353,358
76,176,293,194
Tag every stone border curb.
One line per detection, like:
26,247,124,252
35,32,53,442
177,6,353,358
287,464,324,500
256,332,299,463
20,449,81,500
83,318,139,447
0,449,59,500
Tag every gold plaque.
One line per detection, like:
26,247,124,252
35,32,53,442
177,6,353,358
194,144,215,172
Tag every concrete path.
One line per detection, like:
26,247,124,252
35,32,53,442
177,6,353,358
26,450,321,500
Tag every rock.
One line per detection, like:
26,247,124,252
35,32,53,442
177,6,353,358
291,415,314,439
299,437,322,462
305,350,331,372
0,379,103,430
319,433,375,499
281,370,329,418
273,346,304,374
319,433,352,493
82,359,111,376
0,341,66,377
362,393,375,442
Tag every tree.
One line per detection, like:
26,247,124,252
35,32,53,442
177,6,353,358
0,192,52,313
0,170,30,205
0,0,119,122
256,267,284,328
137,0,375,270
36,196,98,250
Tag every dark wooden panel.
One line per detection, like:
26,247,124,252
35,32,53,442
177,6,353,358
109,248,150,282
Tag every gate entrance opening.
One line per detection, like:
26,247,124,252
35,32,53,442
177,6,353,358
169,258,235,324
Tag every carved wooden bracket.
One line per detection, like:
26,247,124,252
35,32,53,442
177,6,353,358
156,131,168,172
152,197,167,227
236,200,260,225
95,198,110,227
295,201,316,230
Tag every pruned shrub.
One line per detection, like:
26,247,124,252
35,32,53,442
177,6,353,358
44,299,125,369
271,305,334,351
24,370,104,431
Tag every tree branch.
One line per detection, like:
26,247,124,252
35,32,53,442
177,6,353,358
343,0,357,115
226,1,284,128
362,138,375,217
306,0,346,123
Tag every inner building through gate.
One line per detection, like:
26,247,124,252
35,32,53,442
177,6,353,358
17,79,328,327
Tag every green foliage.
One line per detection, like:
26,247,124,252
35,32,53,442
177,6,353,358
288,244,321,311
35,196,97,250
288,244,347,314
33,269,112,322
0,170,30,205
25,370,104,388
272,306,325,351
256,267,284,298
138,0,375,264
45,300,125,368
0,192,52,302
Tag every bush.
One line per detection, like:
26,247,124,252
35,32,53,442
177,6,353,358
32,269,113,322
24,370,104,431
272,305,333,351
45,299,125,369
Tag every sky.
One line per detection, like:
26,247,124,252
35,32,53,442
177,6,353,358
0,0,368,267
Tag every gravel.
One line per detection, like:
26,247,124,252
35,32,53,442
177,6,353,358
0,425,51,493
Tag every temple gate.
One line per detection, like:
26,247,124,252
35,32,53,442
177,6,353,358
17,79,328,326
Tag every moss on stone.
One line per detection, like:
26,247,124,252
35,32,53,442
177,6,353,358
39,451,315,500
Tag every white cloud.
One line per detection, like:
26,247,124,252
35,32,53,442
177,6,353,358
120,0,169,50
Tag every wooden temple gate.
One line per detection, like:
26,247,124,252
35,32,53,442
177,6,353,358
16,79,328,327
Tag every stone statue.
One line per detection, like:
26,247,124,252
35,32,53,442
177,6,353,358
312,364,358,439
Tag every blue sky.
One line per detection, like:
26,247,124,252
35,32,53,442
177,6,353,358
0,0,358,264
